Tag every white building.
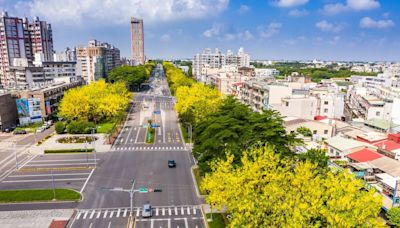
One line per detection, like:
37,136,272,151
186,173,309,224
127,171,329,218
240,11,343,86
192,47,250,82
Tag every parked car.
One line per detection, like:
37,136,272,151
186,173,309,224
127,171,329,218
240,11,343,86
142,204,152,218
14,130,27,135
36,127,45,133
168,160,176,168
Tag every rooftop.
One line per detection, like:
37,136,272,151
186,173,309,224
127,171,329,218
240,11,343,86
326,135,372,152
346,148,382,162
373,140,400,151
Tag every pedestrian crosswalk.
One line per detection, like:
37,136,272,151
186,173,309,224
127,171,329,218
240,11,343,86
75,205,201,220
112,146,186,151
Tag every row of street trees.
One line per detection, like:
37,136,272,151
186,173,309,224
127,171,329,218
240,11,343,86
108,62,155,91
162,62,384,226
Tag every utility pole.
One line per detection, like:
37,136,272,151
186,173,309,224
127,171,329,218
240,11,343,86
101,179,162,225
92,128,97,169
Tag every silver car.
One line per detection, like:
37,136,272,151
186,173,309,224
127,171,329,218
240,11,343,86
142,204,152,218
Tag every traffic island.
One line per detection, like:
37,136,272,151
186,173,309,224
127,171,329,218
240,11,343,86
0,188,81,203
206,213,227,228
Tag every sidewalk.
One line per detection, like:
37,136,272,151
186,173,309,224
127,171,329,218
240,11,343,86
0,209,74,228
30,134,111,154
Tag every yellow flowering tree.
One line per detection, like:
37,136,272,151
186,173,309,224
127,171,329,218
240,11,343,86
201,146,384,228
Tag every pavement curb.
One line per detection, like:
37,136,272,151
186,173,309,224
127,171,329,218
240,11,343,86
190,166,205,199
201,204,210,228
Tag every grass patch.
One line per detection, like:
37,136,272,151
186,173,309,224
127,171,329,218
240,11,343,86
193,167,207,195
0,188,81,203
44,148,94,154
15,121,43,133
207,213,226,228
97,121,116,134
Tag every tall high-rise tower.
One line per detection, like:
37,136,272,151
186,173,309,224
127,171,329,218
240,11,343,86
130,17,144,65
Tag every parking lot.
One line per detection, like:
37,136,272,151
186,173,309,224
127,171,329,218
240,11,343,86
0,153,99,192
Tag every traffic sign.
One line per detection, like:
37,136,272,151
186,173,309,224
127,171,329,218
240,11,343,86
153,110,161,114
151,123,159,128
143,124,148,128
138,187,148,193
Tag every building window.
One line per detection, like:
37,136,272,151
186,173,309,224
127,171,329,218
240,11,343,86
324,130,328,134
313,130,317,134
324,108,328,113
286,102,289,107
376,111,380,116
324,101,328,105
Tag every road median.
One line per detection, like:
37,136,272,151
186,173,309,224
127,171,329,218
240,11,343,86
0,188,81,203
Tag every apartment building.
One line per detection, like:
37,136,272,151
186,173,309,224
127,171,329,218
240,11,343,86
76,40,120,83
0,93,18,131
53,47,76,62
192,47,250,82
0,12,54,88
131,17,144,65
241,79,292,112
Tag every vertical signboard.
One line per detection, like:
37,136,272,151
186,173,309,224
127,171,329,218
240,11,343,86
28,98,42,123
45,100,51,115
16,99,30,125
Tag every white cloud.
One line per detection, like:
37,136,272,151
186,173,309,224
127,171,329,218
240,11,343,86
223,33,236,41
315,20,344,33
328,36,341,45
360,17,395,29
217,30,253,41
257,22,282,38
288,9,309,17
347,0,380,10
15,0,230,25
238,4,250,14
274,0,309,8
160,34,171,42
237,30,254,41
321,0,380,15
203,23,222,38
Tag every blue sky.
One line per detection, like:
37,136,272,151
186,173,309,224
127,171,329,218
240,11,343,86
1,0,400,61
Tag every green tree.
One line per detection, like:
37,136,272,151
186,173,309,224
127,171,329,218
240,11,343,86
193,97,299,173
297,126,313,137
202,146,384,228
298,149,329,171
387,207,400,227
108,64,154,91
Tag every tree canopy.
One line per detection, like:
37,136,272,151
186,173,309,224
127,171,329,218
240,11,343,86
201,146,384,228
163,62,195,95
59,80,131,122
193,97,299,173
387,207,400,227
108,63,154,91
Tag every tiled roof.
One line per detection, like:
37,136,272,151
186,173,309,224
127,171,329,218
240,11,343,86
374,140,400,151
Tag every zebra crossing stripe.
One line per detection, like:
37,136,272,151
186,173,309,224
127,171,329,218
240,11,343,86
76,211,82,220
89,210,95,219
109,210,114,218
96,211,101,219
136,208,140,217
193,207,197,214
169,208,172,216
117,208,121,217
123,208,127,217
187,207,191,215
162,208,165,216
156,208,159,216
181,207,184,215
103,210,108,218
174,207,178,215
83,211,89,219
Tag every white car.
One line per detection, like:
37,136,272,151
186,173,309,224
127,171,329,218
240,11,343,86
36,127,45,133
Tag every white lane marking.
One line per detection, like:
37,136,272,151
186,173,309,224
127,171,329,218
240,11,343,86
89,210,95,219
96,211,101,219
29,159,99,163
103,210,108,218
117,208,121,217
174,207,178,215
80,168,95,193
168,208,171,216
83,211,89,219
109,210,114,218
184,218,189,228
193,207,196,214
76,211,82,220
123,208,127,217
187,207,190,215
2,178,87,183
162,208,165,216
136,208,140,217
88,222,93,228
168,218,171,228
9,173,90,178
181,207,184,215
107,221,112,228
156,208,159,216
151,219,154,228
23,162,96,167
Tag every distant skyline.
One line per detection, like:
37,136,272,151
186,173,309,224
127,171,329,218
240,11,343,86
1,0,400,61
